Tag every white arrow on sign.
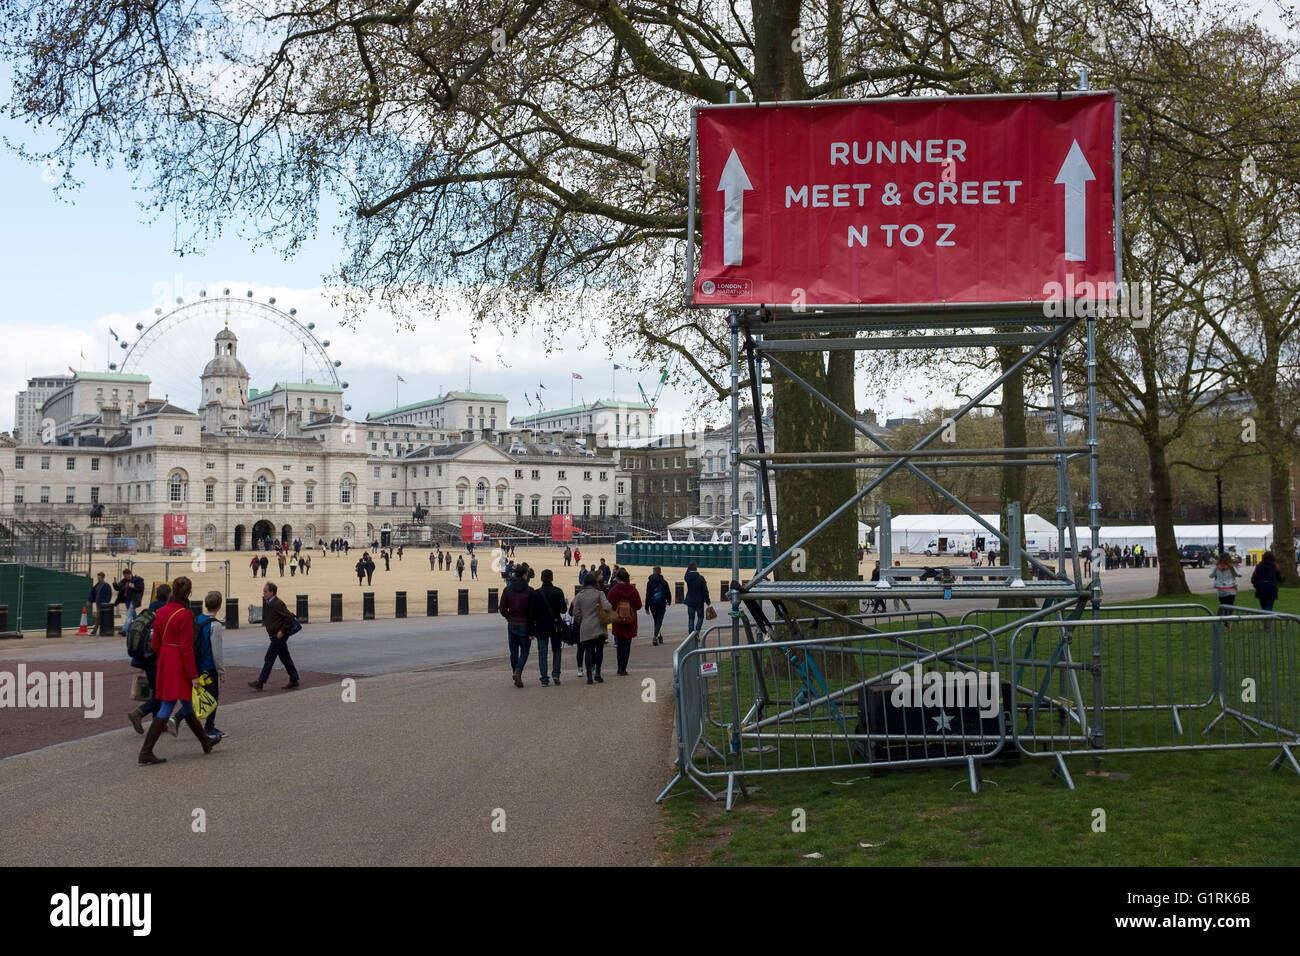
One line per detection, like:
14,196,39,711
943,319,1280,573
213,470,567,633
717,149,753,266
1055,140,1096,262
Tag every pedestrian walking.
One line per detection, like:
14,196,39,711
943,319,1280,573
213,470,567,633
88,572,112,612
578,564,589,586
430,551,436,571
868,561,887,613
891,561,913,611
259,555,269,577
597,558,611,587
382,549,391,572
456,555,465,581
113,567,141,635
470,555,479,580
683,563,711,634
193,591,227,739
125,583,169,738
248,581,301,690
530,569,569,686
289,557,296,576
500,566,536,687
251,556,260,579
1251,551,1280,613
277,552,286,576
355,557,366,585
1210,554,1240,631
397,546,404,561
364,552,376,585
137,577,222,764
607,568,642,675
573,547,581,564
564,545,572,567
644,565,671,645
571,575,613,684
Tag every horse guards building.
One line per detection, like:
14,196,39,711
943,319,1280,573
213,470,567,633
0,328,760,552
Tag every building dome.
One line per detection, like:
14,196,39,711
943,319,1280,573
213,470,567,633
203,327,248,378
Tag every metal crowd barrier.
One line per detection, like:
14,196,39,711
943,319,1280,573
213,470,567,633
659,618,1006,808
1009,610,1300,787
662,604,1300,807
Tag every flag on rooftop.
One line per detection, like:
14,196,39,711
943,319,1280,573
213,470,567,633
571,372,583,380
470,354,483,364
396,375,406,383
613,363,623,370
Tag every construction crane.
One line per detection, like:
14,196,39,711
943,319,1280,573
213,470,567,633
638,370,670,436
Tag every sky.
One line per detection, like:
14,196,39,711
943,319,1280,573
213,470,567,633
0,124,945,437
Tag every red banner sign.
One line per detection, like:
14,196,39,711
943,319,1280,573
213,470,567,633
692,93,1117,308
551,514,573,542
163,513,188,548
460,514,484,543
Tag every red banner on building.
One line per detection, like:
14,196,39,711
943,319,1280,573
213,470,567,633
692,93,1117,309
551,514,573,542
460,514,484,543
163,513,188,548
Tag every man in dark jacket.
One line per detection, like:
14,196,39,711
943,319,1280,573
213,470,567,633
89,572,112,610
499,567,535,688
683,563,711,634
258,554,269,577
644,566,672,645
530,569,569,686
248,581,300,690
1251,551,1280,614
364,552,376,585
597,558,611,587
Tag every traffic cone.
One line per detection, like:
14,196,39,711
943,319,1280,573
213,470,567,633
76,605,90,636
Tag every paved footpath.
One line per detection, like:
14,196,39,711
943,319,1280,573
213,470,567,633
0,653,676,866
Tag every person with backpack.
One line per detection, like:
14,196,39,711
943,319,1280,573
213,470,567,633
125,583,168,736
499,566,536,688
138,576,223,765
191,591,227,740
644,566,672,645
571,575,613,684
530,569,570,686
355,556,366,586
248,581,301,690
363,552,376,585
456,555,465,581
606,568,642,676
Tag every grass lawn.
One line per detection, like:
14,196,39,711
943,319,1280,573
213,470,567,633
658,584,1300,866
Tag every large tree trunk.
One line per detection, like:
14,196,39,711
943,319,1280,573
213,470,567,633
997,346,1034,607
754,1,857,594
1145,429,1189,595
1262,420,1297,586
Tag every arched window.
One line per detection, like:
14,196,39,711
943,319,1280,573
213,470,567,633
169,473,184,502
743,492,755,516
703,496,713,516
476,480,487,507
340,477,353,504
255,475,269,504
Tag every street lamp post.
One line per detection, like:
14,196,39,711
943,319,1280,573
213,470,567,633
1217,471,1225,557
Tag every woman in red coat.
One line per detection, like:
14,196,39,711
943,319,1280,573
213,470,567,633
139,576,222,764
606,568,643,677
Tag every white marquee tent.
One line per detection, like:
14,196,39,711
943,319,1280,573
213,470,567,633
889,513,1062,553
1097,524,1274,553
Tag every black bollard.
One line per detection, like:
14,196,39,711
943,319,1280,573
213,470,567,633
190,600,203,619
330,593,343,622
296,594,309,623
427,590,438,616
487,587,498,614
46,604,62,638
98,604,116,636
457,589,469,615
0,605,8,633
675,581,685,603
363,591,375,620
225,598,240,629
395,591,407,618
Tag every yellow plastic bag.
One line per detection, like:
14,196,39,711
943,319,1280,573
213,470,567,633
192,673,217,721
